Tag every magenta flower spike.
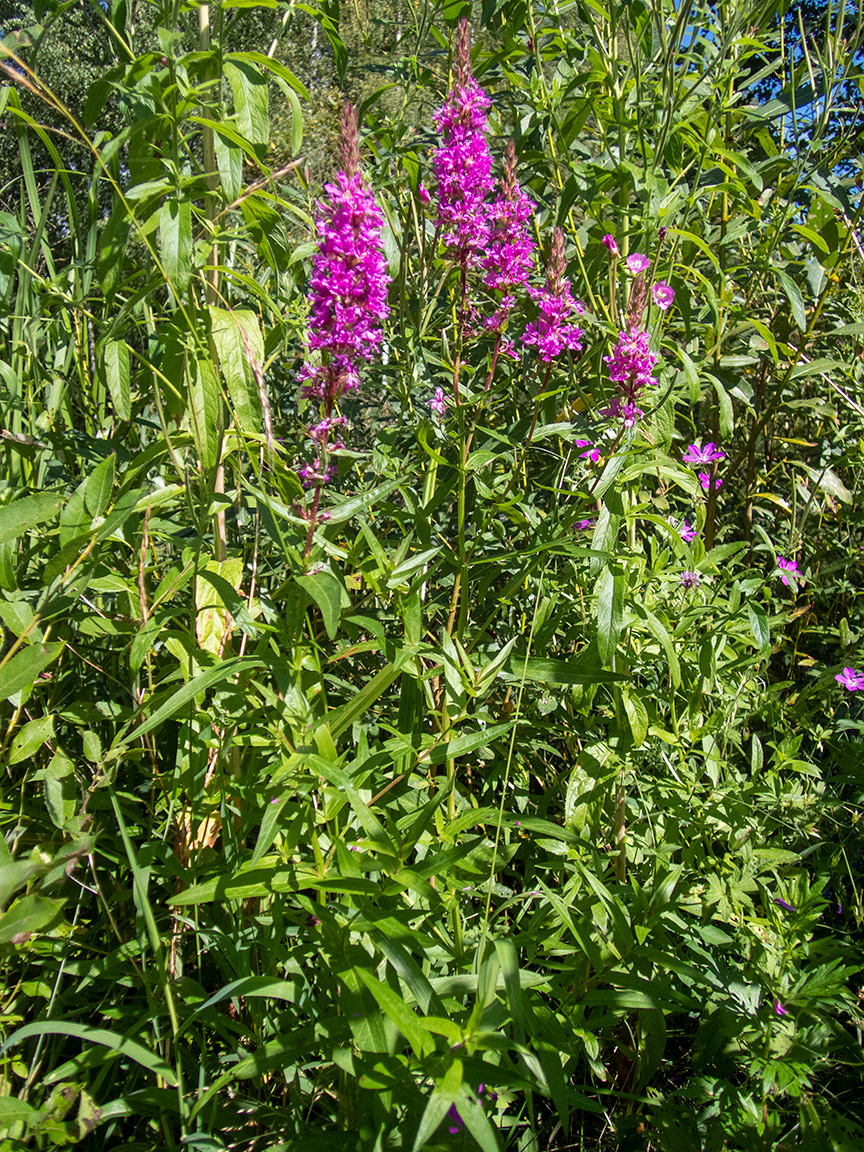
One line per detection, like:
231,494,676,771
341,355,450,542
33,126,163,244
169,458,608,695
523,228,584,361
483,140,535,294
600,327,659,428
432,18,495,268
835,667,864,690
298,104,390,491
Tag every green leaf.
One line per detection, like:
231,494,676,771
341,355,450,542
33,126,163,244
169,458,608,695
8,714,54,764
119,657,266,745
747,602,770,650
85,453,115,520
622,690,648,746
296,569,346,641
0,1096,39,1126
0,643,63,704
103,338,131,420
354,968,433,1058
775,267,807,332
189,356,222,469
159,200,193,296
224,58,270,149
0,893,64,943
595,566,623,666
0,493,61,547
412,1061,463,1152
0,1022,177,1086
209,306,263,436
513,656,625,686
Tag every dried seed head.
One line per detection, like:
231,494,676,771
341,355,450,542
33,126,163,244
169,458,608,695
548,227,566,296
455,17,472,88
338,102,360,179
503,139,519,201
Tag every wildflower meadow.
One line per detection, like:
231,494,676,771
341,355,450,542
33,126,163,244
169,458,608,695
1,0,863,1148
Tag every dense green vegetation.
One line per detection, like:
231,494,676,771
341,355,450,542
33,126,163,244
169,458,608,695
1,0,863,1148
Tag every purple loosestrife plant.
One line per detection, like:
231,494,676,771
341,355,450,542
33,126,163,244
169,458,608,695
298,105,390,550
523,228,584,362
432,19,495,270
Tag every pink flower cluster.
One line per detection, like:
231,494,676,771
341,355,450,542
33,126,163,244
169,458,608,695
432,21,495,265
600,328,658,427
298,106,390,489
524,227,584,361
483,141,535,293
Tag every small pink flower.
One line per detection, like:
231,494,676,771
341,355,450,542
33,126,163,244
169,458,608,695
652,281,675,310
429,387,447,417
683,442,725,465
602,234,619,256
776,556,804,587
418,183,431,205
671,518,698,542
774,999,788,1017
835,667,864,691
576,518,594,530
576,439,601,463
698,472,723,492
626,252,651,275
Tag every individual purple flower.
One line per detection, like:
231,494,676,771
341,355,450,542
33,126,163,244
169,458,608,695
418,183,431,205
482,139,535,295
576,518,594,530
774,999,788,1017
670,518,698,542
776,556,804,587
679,571,701,589
658,225,667,241
835,666,864,691
576,439,601,463
683,441,725,465
698,472,723,492
523,228,584,362
772,897,798,913
600,327,658,427
626,252,650,275
432,19,495,266
652,281,675,310
429,387,447,416
602,233,619,256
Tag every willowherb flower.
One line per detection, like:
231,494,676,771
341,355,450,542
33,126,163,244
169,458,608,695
576,439,601,463
835,666,864,691
602,233,619,256
698,472,723,492
683,441,725,465
576,518,594,530
601,327,658,427
482,139,535,294
679,570,701,589
626,252,651,275
658,225,667,241
670,517,698,542
652,281,675,310
776,556,803,586
432,18,495,265
429,387,447,416
523,228,584,361
774,999,789,1017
